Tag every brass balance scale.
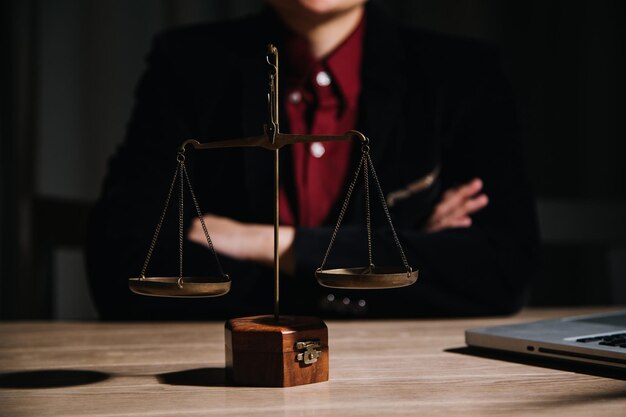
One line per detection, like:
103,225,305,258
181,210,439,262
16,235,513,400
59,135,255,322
128,45,418,387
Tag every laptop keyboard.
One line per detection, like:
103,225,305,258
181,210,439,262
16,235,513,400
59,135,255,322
576,332,626,347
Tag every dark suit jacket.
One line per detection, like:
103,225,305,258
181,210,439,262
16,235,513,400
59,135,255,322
87,4,539,320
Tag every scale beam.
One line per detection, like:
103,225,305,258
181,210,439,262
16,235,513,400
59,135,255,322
178,130,368,153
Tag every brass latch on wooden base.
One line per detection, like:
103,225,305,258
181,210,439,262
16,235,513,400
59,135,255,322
296,341,322,365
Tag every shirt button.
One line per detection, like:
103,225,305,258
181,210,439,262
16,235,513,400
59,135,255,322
288,90,302,104
315,71,332,87
310,142,325,158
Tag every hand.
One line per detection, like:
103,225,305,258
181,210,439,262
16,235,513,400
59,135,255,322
424,178,488,233
187,213,296,275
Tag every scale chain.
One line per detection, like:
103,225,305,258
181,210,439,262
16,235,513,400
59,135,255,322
178,159,184,285
139,154,227,284
318,153,365,271
363,151,373,269
181,162,226,278
367,154,412,274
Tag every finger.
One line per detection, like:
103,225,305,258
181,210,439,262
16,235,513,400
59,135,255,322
434,192,465,220
464,193,489,215
447,193,488,221
436,179,483,218
426,215,472,233
448,216,472,228
443,178,482,200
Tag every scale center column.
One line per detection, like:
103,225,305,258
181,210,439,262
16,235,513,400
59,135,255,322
274,147,280,321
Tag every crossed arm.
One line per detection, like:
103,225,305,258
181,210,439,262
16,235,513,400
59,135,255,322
188,177,488,275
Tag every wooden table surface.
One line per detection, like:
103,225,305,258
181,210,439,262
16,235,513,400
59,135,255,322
1,308,625,416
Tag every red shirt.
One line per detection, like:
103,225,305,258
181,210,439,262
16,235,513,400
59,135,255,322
279,16,365,227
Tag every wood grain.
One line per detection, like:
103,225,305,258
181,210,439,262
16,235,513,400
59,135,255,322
0,308,625,416
225,315,329,387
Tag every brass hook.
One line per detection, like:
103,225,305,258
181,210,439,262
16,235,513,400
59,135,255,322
266,44,279,143
178,139,201,153
266,44,278,69
347,130,369,145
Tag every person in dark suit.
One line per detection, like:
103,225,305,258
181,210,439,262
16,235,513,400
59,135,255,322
87,0,539,320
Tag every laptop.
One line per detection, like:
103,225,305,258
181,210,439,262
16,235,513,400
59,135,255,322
465,310,626,369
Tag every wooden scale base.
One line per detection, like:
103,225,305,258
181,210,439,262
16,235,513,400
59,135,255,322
225,315,329,387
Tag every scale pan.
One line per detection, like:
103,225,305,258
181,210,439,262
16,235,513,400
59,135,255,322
316,266,418,289
129,276,231,298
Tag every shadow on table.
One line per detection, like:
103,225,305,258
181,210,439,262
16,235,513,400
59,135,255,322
0,370,110,389
157,367,231,387
446,346,626,381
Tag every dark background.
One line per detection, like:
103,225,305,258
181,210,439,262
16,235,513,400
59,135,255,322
1,0,625,319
